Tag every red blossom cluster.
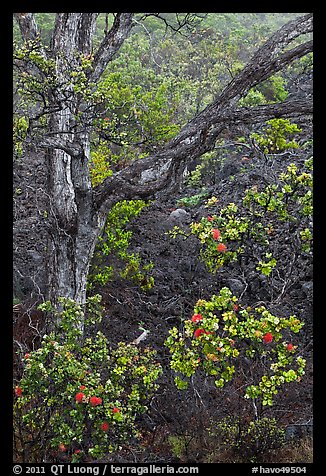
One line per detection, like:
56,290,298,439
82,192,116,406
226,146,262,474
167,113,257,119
101,421,109,431
194,328,211,338
191,313,203,323
212,228,221,240
204,218,228,251
217,243,227,253
15,386,22,397
75,392,85,403
75,392,103,406
263,332,273,344
90,396,102,406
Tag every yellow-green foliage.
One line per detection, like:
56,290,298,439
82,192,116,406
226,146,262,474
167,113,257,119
210,416,285,459
89,141,114,187
89,200,154,291
251,118,301,154
14,296,162,461
165,287,306,406
13,115,29,156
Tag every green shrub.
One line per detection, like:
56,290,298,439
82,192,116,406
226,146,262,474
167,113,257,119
170,158,313,274
14,295,162,462
209,416,285,461
251,118,301,154
177,190,209,208
88,200,155,291
165,287,306,407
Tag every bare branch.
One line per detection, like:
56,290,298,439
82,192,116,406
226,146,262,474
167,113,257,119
229,98,312,125
246,39,313,90
37,136,84,158
131,17,162,68
138,13,207,37
89,13,134,83
215,14,312,106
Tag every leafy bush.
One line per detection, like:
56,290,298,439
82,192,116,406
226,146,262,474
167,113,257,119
184,164,204,188
89,141,114,187
239,75,288,107
209,416,285,461
88,200,155,291
14,296,162,462
165,287,306,407
251,118,301,154
13,115,29,157
177,190,209,208
257,74,288,102
239,89,266,106
171,158,312,274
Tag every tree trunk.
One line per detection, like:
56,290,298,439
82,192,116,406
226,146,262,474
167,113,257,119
46,122,106,307
47,212,104,306
43,14,100,309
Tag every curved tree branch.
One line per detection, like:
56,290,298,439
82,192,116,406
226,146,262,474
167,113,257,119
244,39,313,90
228,98,312,125
93,14,313,213
14,13,313,217
93,96,312,211
203,13,312,108
37,136,84,158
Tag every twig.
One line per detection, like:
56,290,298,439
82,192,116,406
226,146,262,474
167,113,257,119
132,329,149,345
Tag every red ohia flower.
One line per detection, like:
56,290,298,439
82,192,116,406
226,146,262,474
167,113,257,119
24,353,29,359
194,328,212,338
101,421,109,431
79,385,86,390
15,386,22,397
212,228,221,240
263,332,273,344
217,243,227,253
75,392,85,403
113,407,120,413
74,449,81,454
233,304,239,312
287,343,294,351
207,216,213,222
194,328,205,338
191,313,203,323
90,396,102,406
